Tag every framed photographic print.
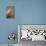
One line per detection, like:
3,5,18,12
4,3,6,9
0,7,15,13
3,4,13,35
18,24,46,41
6,5,15,18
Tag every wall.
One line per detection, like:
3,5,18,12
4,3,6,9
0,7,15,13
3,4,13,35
16,0,46,24
0,0,18,44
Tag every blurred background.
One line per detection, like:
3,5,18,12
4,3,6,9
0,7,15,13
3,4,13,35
0,0,46,46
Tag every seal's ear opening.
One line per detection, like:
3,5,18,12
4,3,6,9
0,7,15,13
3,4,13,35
6,6,15,18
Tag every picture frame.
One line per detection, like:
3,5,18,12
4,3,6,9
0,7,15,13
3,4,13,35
6,5,15,18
